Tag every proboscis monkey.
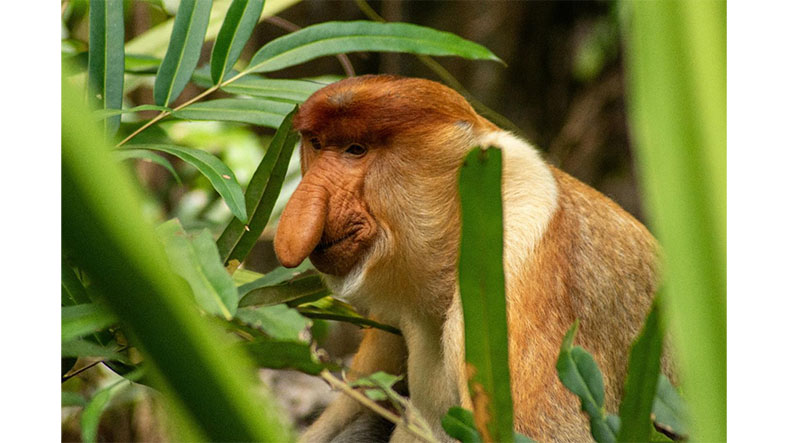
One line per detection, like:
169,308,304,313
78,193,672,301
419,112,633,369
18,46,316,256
274,75,661,442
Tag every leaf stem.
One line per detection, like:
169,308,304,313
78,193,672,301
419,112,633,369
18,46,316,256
319,370,437,443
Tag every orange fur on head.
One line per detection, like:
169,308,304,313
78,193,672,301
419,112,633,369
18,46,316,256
276,75,666,443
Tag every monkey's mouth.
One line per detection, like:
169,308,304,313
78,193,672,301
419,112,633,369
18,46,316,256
309,223,376,276
314,231,356,252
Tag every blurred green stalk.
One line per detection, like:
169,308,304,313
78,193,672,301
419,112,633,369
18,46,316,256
624,1,726,441
62,68,292,442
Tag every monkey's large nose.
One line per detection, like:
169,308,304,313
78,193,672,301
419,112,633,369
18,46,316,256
274,175,329,268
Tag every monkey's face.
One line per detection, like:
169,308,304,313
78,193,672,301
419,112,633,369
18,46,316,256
274,75,484,278
274,134,379,276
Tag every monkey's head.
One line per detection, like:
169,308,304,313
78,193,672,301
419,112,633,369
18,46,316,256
274,75,491,286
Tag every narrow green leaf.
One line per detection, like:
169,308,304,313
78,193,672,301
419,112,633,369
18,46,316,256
88,0,124,136
216,107,299,264
232,267,264,285
124,53,161,74
240,337,326,374
156,219,238,319
173,97,295,129
618,301,665,442
62,304,117,343
61,339,130,363
131,144,248,222
62,70,292,441
442,407,482,443
297,296,402,336
239,273,327,307
94,104,171,118
234,304,310,341
241,262,313,289
625,3,726,441
115,149,182,184
350,372,406,404
153,0,213,106
125,0,301,58
193,66,328,102
62,261,91,306
652,374,689,437
211,0,265,84
218,76,326,103
81,380,129,443
458,147,513,443
556,321,617,443
246,21,503,75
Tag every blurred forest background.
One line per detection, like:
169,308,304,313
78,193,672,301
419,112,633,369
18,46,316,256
62,1,643,440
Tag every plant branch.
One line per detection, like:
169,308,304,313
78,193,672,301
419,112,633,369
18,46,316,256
319,370,437,443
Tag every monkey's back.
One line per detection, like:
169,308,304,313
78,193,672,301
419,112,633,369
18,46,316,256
505,167,660,442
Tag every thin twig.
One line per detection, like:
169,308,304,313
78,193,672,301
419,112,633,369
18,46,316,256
319,370,437,443
353,0,521,135
62,346,130,383
115,84,219,147
265,16,355,77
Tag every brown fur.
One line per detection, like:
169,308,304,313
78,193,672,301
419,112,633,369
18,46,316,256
505,168,659,441
275,75,662,443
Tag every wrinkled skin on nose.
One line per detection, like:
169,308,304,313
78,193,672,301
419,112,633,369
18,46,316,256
274,151,377,276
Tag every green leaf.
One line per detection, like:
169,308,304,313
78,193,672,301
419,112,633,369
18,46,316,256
441,407,482,443
62,261,91,306
193,66,327,103
131,144,248,222
216,107,299,263
115,148,182,184
350,371,405,404
232,268,264,285
246,21,503,75
618,301,665,442
210,0,265,84
153,0,213,106
240,337,326,374
220,76,327,103
88,0,124,136
62,304,117,343
94,104,171,118
458,147,513,443
81,380,128,443
124,53,162,74
652,374,689,437
62,70,292,441
556,321,617,443
173,97,295,129
61,339,130,364
241,261,313,289
62,391,87,407
156,219,238,319
234,304,311,341
297,296,402,336
239,273,327,307
125,0,300,58
625,3,726,441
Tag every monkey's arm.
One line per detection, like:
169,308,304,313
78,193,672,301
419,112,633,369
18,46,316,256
300,327,407,443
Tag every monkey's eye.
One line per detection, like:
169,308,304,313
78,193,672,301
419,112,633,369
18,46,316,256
310,137,322,150
345,143,367,157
